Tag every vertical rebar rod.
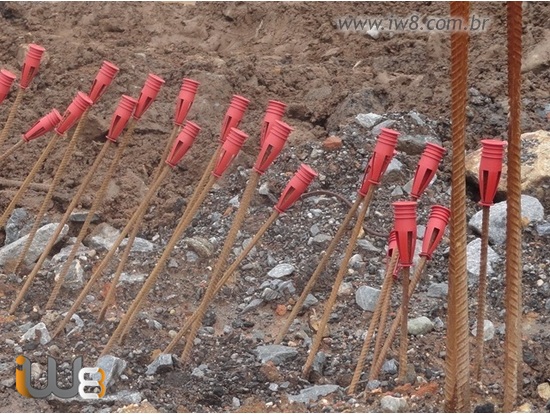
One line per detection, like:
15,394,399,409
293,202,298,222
0,140,24,163
274,196,363,344
0,88,25,148
13,110,90,273
445,2,471,411
474,206,490,380
503,2,523,411
398,265,410,382
9,140,112,314
303,187,374,376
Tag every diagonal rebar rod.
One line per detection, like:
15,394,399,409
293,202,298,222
181,171,261,362
445,2,471,411
504,2,523,411
303,186,374,376
163,209,279,355
474,206,490,380
46,121,136,309
13,110,90,274
0,132,62,230
0,140,24,163
0,178,52,193
348,252,398,394
9,140,112,314
100,174,217,356
398,265,411,382
0,88,25,148
274,196,363,344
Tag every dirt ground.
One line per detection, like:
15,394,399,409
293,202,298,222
0,2,549,413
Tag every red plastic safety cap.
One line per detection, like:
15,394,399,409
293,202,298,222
133,73,165,120
219,95,250,143
106,95,138,142
20,44,45,89
23,109,62,142
166,121,201,167
212,128,248,178
410,143,446,199
253,120,292,174
88,61,119,104
275,164,318,213
478,139,506,207
0,69,16,105
174,78,200,126
55,92,93,135
260,100,287,147
421,205,451,260
393,201,417,267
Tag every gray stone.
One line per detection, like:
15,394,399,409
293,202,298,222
84,223,120,251
366,28,380,40
391,186,404,197
466,238,500,284
255,345,298,364
357,239,381,253
258,182,270,196
287,384,340,404
366,380,381,390
269,383,279,391
229,195,240,208
145,354,173,375
338,281,353,296
471,320,495,341
398,135,442,156
5,208,32,245
191,367,205,378
409,111,426,126
372,120,396,138
536,222,550,236
313,234,332,243
168,258,178,268
310,224,320,236
427,282,448,299
355,113,383,129
408,316,434,335
69,210,100,223
262,287,280,302
312,352,326,375
380,395,409,412
0,222,69,267
384,158,404,183
232,397,241,408
102,390,142,404
182,237,214,258
51,245,94,263
468,195,545,245
122,237,155,253
118,272,147,285
21,322,51,345
242,298,264,313
95,355,127,387
186,251,199,262
303,294,319,309
356,286,380,312
545,298,550,311
417,225,426,239
278,280,296,295
54,260,84,290
381,359,398,375
268,263,295,278
349,253,363,269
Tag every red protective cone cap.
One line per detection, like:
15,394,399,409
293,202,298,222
410,143,446,199
0,69,16,105
106,95,138,142
393,200,417,267
174,78,200,126
479,139,506,207
220,95,250,143
358,128,399,196
133,73,165,120
260,100,287,146
19,44,45,89
88,61,119,104
275,164,318,213
253,120,292,174
212,128,248,178
421,205,451,260
55,92,93,135
166,121,201,167
387,229,397,258
22,109,62,142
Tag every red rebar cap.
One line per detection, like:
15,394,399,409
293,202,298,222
55,92,93,135
22,109,62,142
174,78,200,126
358,128,400,196
387,229,397,258
106,95,138,142
260,100,287,146
133,73,165,120
166,121,201,167
275,164,318,213
20,44,46,89
212,127,248,178
479,139,507,207
0,69,17,105
421,205,451,260
220,95,250,143
253,120,292,175
88,61,119,104
393,200,417,267
410,143,446,200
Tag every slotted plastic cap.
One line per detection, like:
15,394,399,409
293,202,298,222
133,73,165,120
393,200,417,267
20,44,46,89
212,127,248,178
260,100,287,146
253,120,292,174
55,92,93,135
219,95,250,143
410,143,446,200
22,109,62,142
88,61,119,104
166,121,201,167
106,95,138,142
479,139,506,207
275,164,318,213
421,205,451,260
0,69,16,105
174,78,200,126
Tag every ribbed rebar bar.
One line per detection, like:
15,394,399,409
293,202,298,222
349,252,398,394
303,187,374,376
474,206,490,380
0,140,24,163
13,110,90,273
274,196,363,344
0,88,25,148
181,171,261,362
398,265,411,382
504,2,523,411
445,2,471,411
9,140,111,314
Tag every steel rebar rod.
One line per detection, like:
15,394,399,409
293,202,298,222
0,140,24,163
0,88,25,148
398,265,411,383
474,206,490,380
0,178,52,193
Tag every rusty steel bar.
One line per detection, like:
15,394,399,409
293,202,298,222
0,88,25,148
474,206,490,380
0,140,24,163
398,265,411,382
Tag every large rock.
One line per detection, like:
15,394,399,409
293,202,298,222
5,208,32,245
468,195,544,245
466,238,500,285
465,131,550,208
356,286,380,312
95,355,127,388
85,223,120,251
287,385,340,404
408,316,434,335
255,345,298,365
0,223,69,267
380,395,409,413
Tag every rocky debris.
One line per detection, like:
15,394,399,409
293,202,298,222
408,317,434,335
262,287,280,302
312,352,326,376
103,390,143,404
146,354,173,375
356,113,383,129
427,282,448,299
118,272,147,285
471,320,495,341
267,263,295,278
21,322,51,345
469,195,544,245
466,238,500,284
372,120,396,138
96,355,127,388
287,384,340,404
255,345,298,364
545,298,550,312
537,382,550,401
322,135,343,151
69,209,100,223
338,281,354,296
383,158,404,183
242,298,264,313
367,380,381,390
0,222,69,267
5,208,32,245
356,286,380,312
117,400,158,413
473,402,495,413
537,222,550,236
51,244,95,263
122,237,154,253
381,359,398,375
380,395,409,413
312,233,332,243
182,237,214,258
397,134,442,156
303,294,319,309
54,260,84,290
357,238,381,252
232,397,241,409
84,223,120,251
